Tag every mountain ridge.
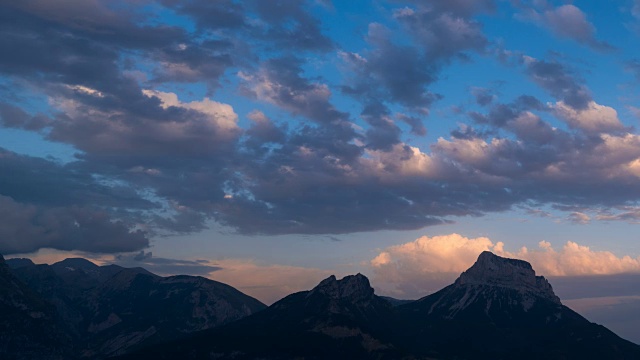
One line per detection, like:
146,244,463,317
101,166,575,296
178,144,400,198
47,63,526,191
116,251,640,360
1,255,266,359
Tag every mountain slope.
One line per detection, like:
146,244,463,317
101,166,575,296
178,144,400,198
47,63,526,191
395,251,640,360
7,257,266,359
0,254,73,360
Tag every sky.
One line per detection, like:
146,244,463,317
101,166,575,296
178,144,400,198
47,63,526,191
1,0,640,343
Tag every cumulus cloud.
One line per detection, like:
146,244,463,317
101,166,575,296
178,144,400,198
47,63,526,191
552,101,625,135
371,233,640,298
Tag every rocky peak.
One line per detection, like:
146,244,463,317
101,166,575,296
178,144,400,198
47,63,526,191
456,251,560,304
309,273,374,302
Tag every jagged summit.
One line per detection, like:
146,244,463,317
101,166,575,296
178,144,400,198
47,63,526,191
456,251,560,304
309,273,374,301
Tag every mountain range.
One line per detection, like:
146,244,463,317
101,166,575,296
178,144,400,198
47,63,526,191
0,254,265,359
1,251,639,359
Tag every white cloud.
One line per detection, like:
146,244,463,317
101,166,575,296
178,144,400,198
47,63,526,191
142,90,239,134
553,101,625,134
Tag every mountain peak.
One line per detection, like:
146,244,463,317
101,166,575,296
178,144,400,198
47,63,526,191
456,251,560,304
52,258,99,270
309,273,374,301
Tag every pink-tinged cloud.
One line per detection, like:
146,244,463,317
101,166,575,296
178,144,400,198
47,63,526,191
371,233,640,297
552,101,625,135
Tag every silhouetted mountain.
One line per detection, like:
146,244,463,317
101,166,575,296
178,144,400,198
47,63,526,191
117,274,407,359
394,251,640,359
5,256,266,359
0,255,72,360
118,252,640,360
5,258,35,269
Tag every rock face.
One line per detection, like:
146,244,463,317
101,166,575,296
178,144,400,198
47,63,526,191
4,255,266,359
310,274,375,302
457,251,560,304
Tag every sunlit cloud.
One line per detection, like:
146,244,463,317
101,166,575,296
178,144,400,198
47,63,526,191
371,233,640,298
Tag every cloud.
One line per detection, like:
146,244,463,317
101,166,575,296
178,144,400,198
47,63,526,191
521,56,592,110
371,233,640,298
567,211,591,224
552,101,626,135
0,195,149,255
3,0,640,246
517,4,613,51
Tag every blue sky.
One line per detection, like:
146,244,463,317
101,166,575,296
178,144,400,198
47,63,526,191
2,0,640,343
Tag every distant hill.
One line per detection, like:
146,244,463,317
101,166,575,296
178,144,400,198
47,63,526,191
2,255,266,359
117,252,640,360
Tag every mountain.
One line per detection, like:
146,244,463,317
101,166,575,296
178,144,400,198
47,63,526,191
116,274,407,359
117,252,640,360
6,256,266,359
394,251,640,359
0,254,72,360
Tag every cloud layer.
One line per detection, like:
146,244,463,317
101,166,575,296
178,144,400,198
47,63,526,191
0,1,639,254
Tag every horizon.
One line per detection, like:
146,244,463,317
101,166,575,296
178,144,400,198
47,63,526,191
1,0,640,350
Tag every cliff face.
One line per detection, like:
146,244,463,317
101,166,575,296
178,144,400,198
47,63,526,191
455,251,561,305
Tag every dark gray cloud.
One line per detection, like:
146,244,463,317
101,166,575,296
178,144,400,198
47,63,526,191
340,25,441,112
161,0,246,31
362,102,402,150
0,148,154,210
0,195,149,255
397,114,427,136
471,87,496,107
394,4,488,62
0,148,154,254
249,0,334,51
522,57,592,110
